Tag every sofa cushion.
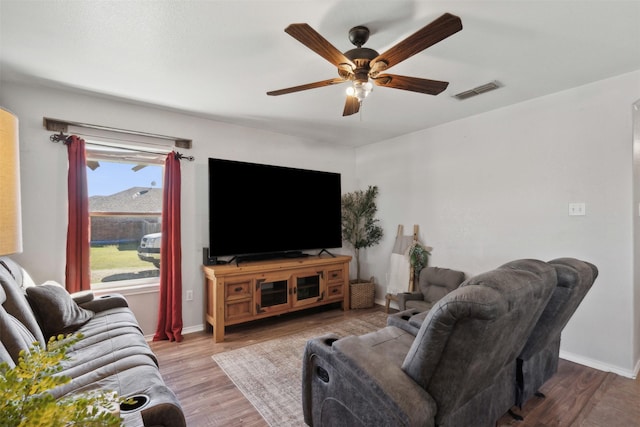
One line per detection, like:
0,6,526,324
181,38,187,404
405,299,434,312
61,307,158,368
402,284,509,390
0,340,15,368
0,308,39,363
0,258,46,347
418,267,466,303
26,282,94,339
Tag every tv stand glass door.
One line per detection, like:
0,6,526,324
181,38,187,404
256,274,289,314
293,271,323,307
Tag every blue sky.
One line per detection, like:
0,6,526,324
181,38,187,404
87,161,163,196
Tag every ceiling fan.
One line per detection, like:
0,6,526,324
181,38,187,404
267,13,463,117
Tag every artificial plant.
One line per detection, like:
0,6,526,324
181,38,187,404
408,241,431,278
341,185,384,282
0,334,124,427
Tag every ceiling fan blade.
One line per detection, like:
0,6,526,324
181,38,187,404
267,78,346,96
373,74,449,95
285,23,356,69
343,96,360,116
370,13,462,73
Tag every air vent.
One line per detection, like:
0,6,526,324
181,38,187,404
453,81,501,100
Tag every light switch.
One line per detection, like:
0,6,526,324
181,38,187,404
568,202,586,216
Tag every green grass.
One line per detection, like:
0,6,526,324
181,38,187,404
90,245,151,270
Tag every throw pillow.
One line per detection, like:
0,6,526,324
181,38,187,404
26,282,94,339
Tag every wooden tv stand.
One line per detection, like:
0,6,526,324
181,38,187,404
203,255,352,342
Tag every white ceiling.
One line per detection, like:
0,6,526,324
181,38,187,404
2,1,639,147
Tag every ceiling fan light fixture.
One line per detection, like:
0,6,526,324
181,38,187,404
346,80,373,102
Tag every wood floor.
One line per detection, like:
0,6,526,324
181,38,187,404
149,305,640,427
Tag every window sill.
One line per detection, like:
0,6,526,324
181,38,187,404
92,281,160,297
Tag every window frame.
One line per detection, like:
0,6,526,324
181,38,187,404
85,148,166,290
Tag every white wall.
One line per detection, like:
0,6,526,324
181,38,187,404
0,81,357,335
356,70,640,376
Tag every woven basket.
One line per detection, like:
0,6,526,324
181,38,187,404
350,279,375,309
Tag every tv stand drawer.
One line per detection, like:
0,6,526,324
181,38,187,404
327,269,343,281
327,283,343,299
225,279,252,300
226,299,253,322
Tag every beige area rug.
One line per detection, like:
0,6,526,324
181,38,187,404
212,311,388,427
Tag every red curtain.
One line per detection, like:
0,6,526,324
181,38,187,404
65,135,91,293
153,152,183,342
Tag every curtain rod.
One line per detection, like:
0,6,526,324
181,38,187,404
43,117,192,149
49,131,195,161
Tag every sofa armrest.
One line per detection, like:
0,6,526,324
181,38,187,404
138,384,187,427
79,294,129,312
303,333,436,426
387,308,422,335
395,291,424,310
71,291,95,305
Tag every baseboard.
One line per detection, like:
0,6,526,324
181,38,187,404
183,324,205,335
560,349,637,379
363,300,388,312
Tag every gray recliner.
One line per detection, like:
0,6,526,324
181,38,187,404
388,266,466,335
395,266,465,312
515,257,598,410
302,259,558,427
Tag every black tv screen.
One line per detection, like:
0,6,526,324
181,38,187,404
208,158,342,258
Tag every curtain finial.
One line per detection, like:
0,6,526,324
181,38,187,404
174,152,195,162
50,131,71,144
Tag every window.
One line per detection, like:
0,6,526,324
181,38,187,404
86,146,165,289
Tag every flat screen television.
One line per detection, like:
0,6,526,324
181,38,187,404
208,158,342,260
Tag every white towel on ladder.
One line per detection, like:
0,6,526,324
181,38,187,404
388,233,413,293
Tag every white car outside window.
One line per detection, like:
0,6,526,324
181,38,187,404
138,232,161,268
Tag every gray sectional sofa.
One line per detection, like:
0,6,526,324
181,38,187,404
302,257,597,427
0,256,186,427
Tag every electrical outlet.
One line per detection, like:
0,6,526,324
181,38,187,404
186,290,193,301
568,202,586,216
